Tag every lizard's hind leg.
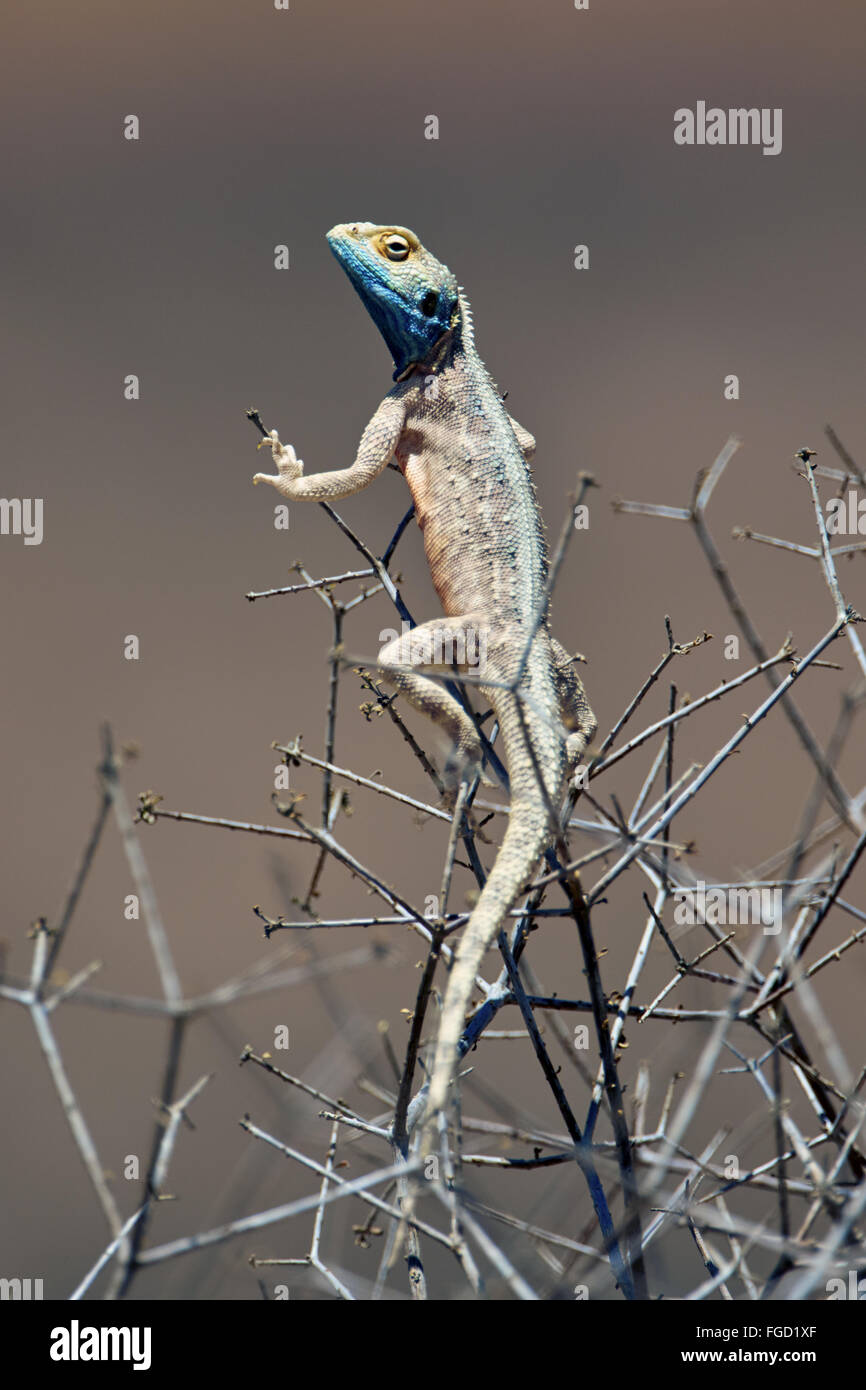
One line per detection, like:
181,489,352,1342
376,616,492,792
551,637,597,776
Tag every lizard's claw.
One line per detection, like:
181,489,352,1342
442,738,493,797
252,430,305,494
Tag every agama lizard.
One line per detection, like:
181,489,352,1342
253,223,596,1150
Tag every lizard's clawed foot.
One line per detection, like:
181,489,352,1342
464,740,496,791
442,737,494,802
253,430,304,495
439,777,472,817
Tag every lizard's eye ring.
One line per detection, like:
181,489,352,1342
420,290,439,317
381,234,410,261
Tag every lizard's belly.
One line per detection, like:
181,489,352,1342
400,447,543,623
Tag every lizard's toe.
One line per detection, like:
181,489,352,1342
442,734,490,794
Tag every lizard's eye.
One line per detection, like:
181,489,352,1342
419,290,439,316
381,234,410,261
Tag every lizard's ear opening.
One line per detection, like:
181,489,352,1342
420,290,439,317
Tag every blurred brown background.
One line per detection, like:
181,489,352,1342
1,0,864,1299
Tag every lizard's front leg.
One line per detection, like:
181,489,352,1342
507,413,536,458
253,396,406,502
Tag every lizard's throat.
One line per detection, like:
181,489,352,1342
393,297,474,381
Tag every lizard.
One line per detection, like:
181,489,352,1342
252,222,596,1152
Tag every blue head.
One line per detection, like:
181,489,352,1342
326,223,460,379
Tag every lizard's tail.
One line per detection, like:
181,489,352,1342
420,680,566,1148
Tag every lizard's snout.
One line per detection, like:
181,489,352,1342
327,222,372,245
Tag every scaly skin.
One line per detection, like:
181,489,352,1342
253,223,596,1152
